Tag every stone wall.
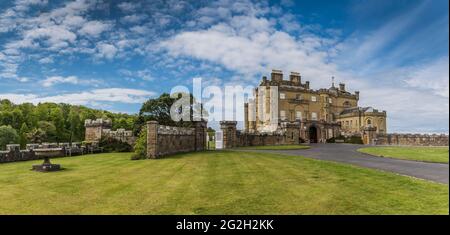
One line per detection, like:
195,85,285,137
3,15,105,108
374,133,448,146
0,142,98,164
85,118,136,146
220,121,300,148
146,121,207,159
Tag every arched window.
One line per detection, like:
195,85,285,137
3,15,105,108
366,119,372,126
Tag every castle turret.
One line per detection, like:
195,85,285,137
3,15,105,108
84,118,112,142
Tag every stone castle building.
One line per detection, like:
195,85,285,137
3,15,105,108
84,119,136,146
244,70,387,143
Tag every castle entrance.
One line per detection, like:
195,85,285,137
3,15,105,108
309,126,318,143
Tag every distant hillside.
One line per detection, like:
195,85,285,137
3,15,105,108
0,99,138,147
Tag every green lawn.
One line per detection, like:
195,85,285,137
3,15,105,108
0,151,447,215
358,146,449,163
236,145,310,150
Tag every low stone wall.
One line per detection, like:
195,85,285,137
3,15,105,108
220,121,299,148
375,133,448,146
146,121,207,158
0,143,96,164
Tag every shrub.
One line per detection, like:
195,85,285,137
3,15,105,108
0,125,19,150
346,136,363,144
99,137,132,152
326,135,363,144
131,126,147,160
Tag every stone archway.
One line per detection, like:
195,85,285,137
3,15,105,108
309,126,318,143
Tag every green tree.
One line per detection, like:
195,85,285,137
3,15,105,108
0,125,19,150
131,126,147,160
27,128,46,144
19,123,29,148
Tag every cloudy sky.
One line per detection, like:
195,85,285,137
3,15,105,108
0,0,448,133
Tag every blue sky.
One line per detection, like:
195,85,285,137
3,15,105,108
0,0,448,133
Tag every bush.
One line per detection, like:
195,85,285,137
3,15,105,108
131,126,147,160
0,125,19,150
346,136,363,144
99,137,132,152
326,135,363,144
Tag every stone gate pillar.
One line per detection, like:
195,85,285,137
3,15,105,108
220,121,237,149
194,120,207,151
146,121,159,159
362,126,377,145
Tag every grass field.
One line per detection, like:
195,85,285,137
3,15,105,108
0,151,447,214
358,146,449,163
236,145,310,150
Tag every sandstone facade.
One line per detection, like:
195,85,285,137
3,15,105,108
244,70,387,143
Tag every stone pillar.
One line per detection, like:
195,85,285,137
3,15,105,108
362,126,377,145
194,120,207,151
220,121,237,149
244,103,249,132
146,121,159,159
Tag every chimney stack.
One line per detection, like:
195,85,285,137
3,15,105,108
271,69,283,82
289,72,301,86
305,81,310,89
339,83,346,92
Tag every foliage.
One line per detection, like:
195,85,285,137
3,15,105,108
0,99,137,145
136,93,206,134
26,128,46,144
131,127,147,160
327,136,363,144
99,137,132,153
0,125,19,150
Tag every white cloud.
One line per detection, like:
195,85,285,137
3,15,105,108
404,57,449,98
41,76,79,87
0,88,155,105
117,2,139,13
96,43,117,59
78,20,112,37
119,69,155,81
159,14,342,88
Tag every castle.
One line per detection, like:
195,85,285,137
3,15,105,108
244,70,387,143
84,119,136,146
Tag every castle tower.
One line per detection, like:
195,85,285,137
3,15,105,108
84,119,112,142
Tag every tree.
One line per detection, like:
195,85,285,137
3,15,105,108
0,125,19,150
38,121,57,142
131,126,147,160
137,93,206,132
27,128,46,144
19,123,29,148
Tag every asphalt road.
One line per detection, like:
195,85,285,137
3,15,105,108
245,144,449,184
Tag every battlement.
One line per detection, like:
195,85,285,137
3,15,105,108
84,118,112,128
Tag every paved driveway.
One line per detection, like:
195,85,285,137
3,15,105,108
245,144,449,184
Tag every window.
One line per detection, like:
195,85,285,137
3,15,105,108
296,111,302,120
367,119,372,126
311,112,317,120
296,94,301,100
280,110,286,120
343,101,351,107
280,93,286,99
311,96,317,102
328,98,332,104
